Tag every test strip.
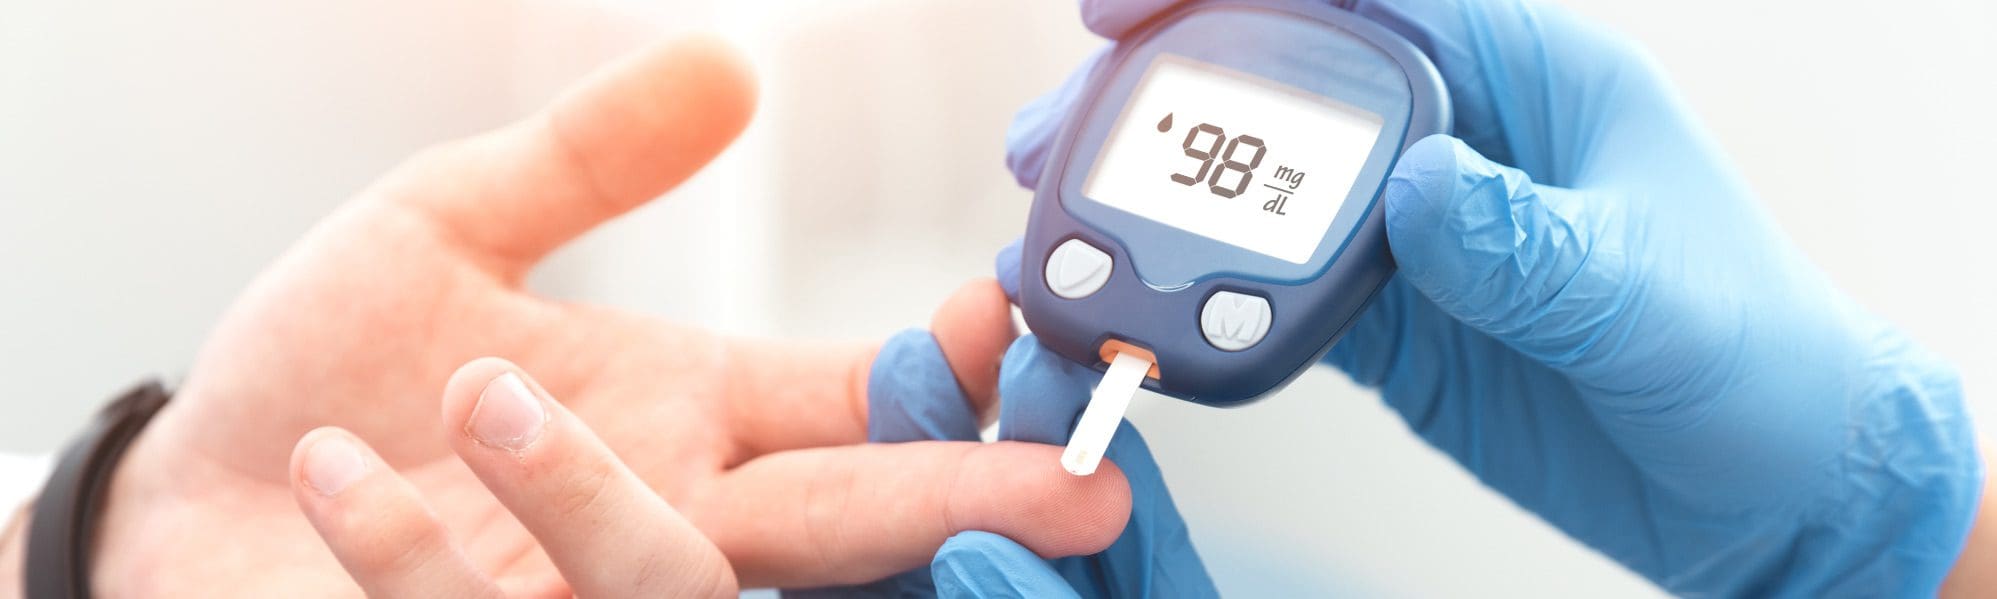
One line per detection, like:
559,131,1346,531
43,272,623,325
1062,352,1153,476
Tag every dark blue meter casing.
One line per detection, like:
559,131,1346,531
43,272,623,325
1020,0,1449,406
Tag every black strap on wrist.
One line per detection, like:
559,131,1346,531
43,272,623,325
22,381,171,599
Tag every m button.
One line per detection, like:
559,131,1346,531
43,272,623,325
1200,291,1271,351
1045,239,1113,299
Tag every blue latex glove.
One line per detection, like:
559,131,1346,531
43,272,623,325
791,330,1217,597
1002,0,1982,595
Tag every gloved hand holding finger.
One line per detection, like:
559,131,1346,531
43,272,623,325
945,336,1215,599
920,334,1222,598
780,278,1023,597
795,271,1215,597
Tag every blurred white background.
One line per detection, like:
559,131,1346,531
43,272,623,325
4,0,1993,595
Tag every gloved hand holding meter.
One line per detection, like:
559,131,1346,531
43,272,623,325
1020,0,1446,475
982,0,1986,596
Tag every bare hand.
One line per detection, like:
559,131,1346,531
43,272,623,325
80,34,1128,596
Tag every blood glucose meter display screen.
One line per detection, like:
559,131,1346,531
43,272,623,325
1084,54,1384,265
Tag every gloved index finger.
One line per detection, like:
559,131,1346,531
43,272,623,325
786,285,1018,595
869,277,1017,443
725,278,1011,457
996,336,1100,446
869,329,983,443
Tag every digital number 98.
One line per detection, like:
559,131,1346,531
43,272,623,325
1171,123,1265,198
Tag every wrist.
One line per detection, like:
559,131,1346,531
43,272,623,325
21,380,172,598
85,425,171,596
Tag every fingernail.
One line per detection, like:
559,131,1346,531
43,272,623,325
469,372,546,452
304,434,368,497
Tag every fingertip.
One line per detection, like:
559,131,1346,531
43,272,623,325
1383,134,1471,228
931,278,1016,414
1383,134,1526,291
545,31,760,215
652,32,760,131
436,359,735,596
287,428,500,596
440,357,537,438
289,426,328,486
291,427,373,502
1387,133,1627,356
952,443,1132,559
623,32,759,128
1068,457,1134,556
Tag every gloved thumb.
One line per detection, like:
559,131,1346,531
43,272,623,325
1384,135,1633,378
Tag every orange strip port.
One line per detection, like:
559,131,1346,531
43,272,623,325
1098,340,1161,380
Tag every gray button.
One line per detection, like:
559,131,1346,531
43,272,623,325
1201,291,1271,351
1045,239,1112,299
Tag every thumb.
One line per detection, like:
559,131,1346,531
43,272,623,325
381,34,757,278
1384,135,1635,380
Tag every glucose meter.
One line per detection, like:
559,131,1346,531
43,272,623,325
1019,0,1448,474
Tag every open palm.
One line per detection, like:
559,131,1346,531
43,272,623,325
85,36,1129,596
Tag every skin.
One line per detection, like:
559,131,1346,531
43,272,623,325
289,359,741,598
0,34,1130,597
